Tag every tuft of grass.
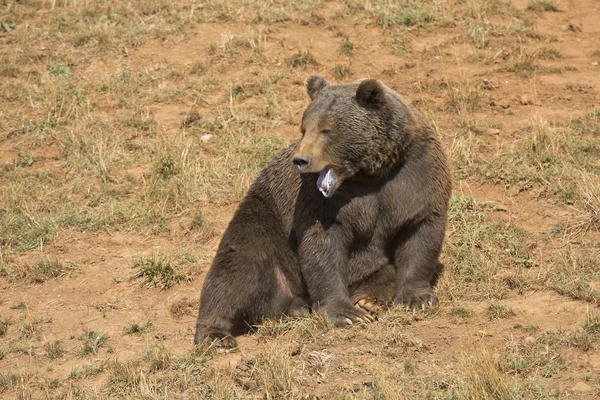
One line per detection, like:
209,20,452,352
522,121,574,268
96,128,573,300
460,346,511,399
131,253,195,290
44,340,66,359
383,33,411,57
331,63,352,81
20,315,51,339
79,329,109,356
256,313,331,341
500,46,541,78
124,321,152,335
450,304,473,318
0,348,5,361
47,60,70,77
0,318,9,337
1,259,76,283
251,345,296,398
69,360,108,380
537,45,563,60
546,248,600,303
145,345,172,372
286,50,318,68
338,35,354,56
445,80,483,114
29,259,75,283
487,303,516,319
373,2,436,28
105,360,143,396
527,0,558,12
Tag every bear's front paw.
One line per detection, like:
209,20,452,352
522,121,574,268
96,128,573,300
322,302,375,326
394,287,439,310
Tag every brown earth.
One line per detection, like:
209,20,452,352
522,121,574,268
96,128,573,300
1,0,600,398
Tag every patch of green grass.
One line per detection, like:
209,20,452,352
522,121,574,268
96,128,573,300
450,304,473,318
10,301,26,310
16,149,35,167
44,340,66,359
372,1,436,28
131,252,197,290
0,372,23,393
1,259,76,283
439,195,533,301
459,113,600,207
527,0,558,12
47,60,70,77
124,321,153,335
487,303,516,319
79,329,109,356
546,248,600,303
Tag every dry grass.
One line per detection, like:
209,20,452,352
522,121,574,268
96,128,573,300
1,0,599,398
459,346,511,399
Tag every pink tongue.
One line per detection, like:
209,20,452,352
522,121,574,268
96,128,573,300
317,168,336,197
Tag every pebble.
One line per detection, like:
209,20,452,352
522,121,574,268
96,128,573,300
200,134,213,143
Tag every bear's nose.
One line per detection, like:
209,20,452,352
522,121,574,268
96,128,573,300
293,155,311,171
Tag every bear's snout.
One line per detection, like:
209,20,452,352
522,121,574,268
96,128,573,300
293,155,311,172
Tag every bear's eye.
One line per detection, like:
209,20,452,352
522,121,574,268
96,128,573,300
301,127,306,136
321,129,332,135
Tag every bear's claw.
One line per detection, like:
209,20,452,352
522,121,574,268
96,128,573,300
353,296,387,314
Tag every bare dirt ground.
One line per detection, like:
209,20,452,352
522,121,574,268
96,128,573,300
1,0,600,398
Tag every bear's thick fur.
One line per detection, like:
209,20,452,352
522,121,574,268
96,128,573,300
194,76,452,347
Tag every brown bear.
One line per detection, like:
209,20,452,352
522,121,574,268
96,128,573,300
194,76,452,348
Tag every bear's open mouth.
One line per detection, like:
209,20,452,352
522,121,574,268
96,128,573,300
317,167,337,198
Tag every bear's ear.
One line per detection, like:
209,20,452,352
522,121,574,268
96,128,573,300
356,78,386,108
306,75,329,100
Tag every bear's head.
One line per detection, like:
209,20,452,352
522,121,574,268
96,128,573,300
292,75,406,198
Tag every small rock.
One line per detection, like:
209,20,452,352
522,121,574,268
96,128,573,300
593,62,598,66
200,134,213,143
524,336,536,347
520,95,532,105
490,128,500,135
571,382,593,392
